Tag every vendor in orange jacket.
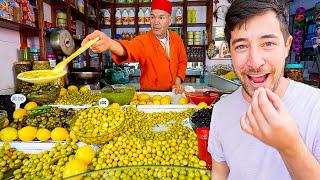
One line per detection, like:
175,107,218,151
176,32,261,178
82,0,187,93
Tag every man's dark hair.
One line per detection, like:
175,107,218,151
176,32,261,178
224,0,290,47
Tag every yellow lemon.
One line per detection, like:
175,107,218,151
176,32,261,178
59,88,67,97
67,85,78,93
132,93,138,100
79,86,90,93
197,102,208,109
0,127,18,142
24,102,37,111
223,71,237,80
163,95,172,101
51,127,69,141
138,93,150,102
109,103,121,109
153,100,161,105
36,128,51,141
139,101,147,105
160,97,171,105
75,145,95,165
63,159,88,179
18,126,37,142
178,97,188,105
152,95,162,101
13,108,28,120
3,118,9,128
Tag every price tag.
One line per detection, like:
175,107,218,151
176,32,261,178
181,118,192,129
98,98,109,107
10,94,26,110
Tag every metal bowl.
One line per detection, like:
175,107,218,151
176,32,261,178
71,71,102,80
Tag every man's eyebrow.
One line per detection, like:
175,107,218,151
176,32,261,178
231,34,279,45
260,34,279,39
231,38,247,46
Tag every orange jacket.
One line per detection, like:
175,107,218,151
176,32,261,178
111,31,187,91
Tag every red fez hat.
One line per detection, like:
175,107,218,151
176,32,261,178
151,0,172,14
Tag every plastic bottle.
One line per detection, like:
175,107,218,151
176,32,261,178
115,9,122,25
175,8,183,24
122,9,129,25
128,8,135,25
103,9,111,25
144,8,151,25
138,8,145,25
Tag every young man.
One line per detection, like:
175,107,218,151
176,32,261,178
82,0,187,93
208,0,320,179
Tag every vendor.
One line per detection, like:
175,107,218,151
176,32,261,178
82,0,187,93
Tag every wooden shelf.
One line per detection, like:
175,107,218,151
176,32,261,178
101,25,112,29
116,24,136,28
115,3,137,8
186,0,208,6
100,0,114,6
170,24,184,28
71,6,85,21
139,1,184,7
0,19,38,36
43,0,67,6
138,24,151,28
214,37,225,41
187,23,208,27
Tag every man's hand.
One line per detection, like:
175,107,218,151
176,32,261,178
240,87,302,153
173,77,184,94
81,30,112,53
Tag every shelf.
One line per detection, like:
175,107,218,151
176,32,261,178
88,18,98,26
139,1,184,7
214,37,225,41
101,25,112,29
116,24,136,28
100,0,114,6
170,24,184,28
0,18,38,36
115,3,137,8
138,24,151,28
187,23,208,27
186,0,208,6
43,0,67,6
71,6,85,21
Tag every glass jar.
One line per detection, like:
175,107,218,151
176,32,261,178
47,54,57,68
0,110,8,129
33,61,51,70
285,63,304,82
29,48,40,61
19,45,30,61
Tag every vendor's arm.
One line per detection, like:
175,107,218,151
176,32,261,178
240,87,320,180
211,160,229,180
82,30,126,57
172,37,187,94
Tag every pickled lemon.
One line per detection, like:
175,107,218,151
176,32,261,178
0,127,18,142
67,85,78,93
36,128,51,141
51,127,69,141
138,93,150,102
152,95,162,101
24,101,38,111
79,86,89,93
197,102,208,109
75,145,95,165
59,88,67,97
13,108,28,120
178,97,188,105
63,159,87,179
18,126,37,142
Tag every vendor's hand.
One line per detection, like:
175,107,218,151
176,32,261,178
240,87,302,153
173,84,184,94
82,30,112,53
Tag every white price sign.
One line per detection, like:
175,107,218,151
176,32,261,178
181,118,193,129
98,98,109,107
11,94,26,110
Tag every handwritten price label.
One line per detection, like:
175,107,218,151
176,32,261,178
98,98,109,107
10,94,26,109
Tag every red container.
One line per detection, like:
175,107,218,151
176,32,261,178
196,127,212,169
185,88,221,105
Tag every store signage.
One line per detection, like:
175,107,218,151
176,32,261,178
10,94,26,109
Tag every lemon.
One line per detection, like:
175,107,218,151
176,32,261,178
199,160,207,167
18,126,37,142
59,88,67,97
223,71,237,80
132,93,138,100
75,145,95,165
197,102,208,109
109,103,120,109
138,93,150,102
152,95,162,101
163,95,172,101
139,101,147,105
24,101,38,111
0,127,18,142
160,97,171,105
3,118,9,128
63,159,88,179
153,100,161,105
36,128,51,141
178,97,188,105
13,108,28,120
51,127,69,141
67,85,78,93
80,86,90,93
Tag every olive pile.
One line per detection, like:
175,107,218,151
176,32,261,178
72,107,126,144
21,84,60,96
55,91,102,105
190,107,212,128
84,107,209,179
11,107,75,130
0,143,27,179
12,140,78,180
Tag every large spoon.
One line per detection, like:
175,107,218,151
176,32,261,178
17,37,99,84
